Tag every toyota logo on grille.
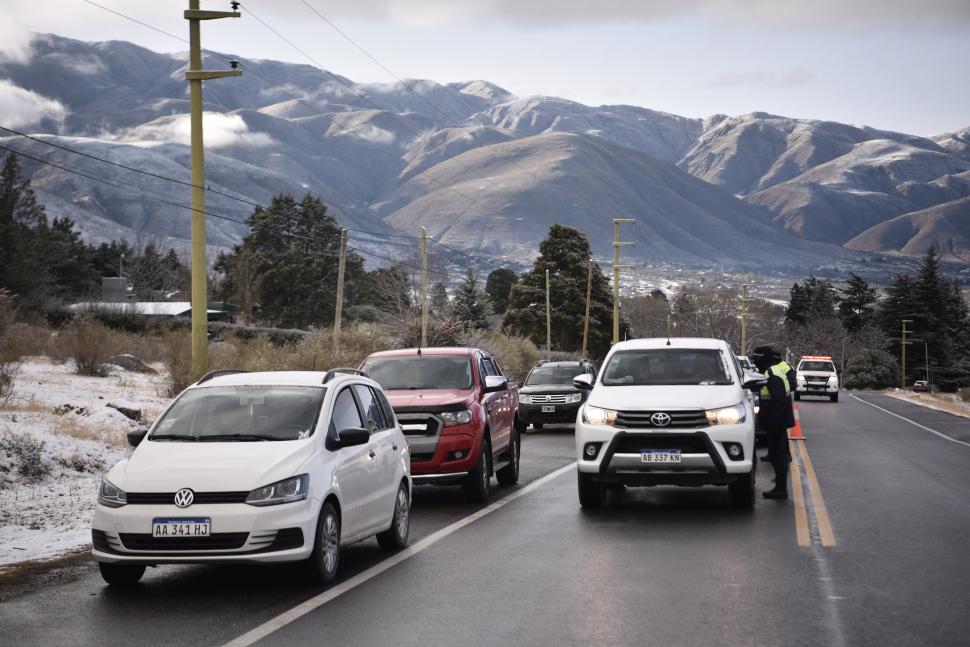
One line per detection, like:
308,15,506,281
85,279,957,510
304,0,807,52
173,488,194,508
650,412,672,427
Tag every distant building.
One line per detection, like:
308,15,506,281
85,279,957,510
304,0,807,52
68,301,236,322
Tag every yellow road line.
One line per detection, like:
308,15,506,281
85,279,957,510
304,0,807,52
788,439,811,547
797,439,837,547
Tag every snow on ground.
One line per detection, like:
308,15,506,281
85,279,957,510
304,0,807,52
0,357,170,568
885,389,970,419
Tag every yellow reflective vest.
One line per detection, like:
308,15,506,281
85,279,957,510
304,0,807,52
760,362,791,399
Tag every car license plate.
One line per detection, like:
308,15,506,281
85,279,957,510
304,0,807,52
541,405,556,413
152,517,211,537
641,450,682,464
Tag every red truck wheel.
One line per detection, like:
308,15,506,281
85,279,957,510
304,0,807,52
462,440,491,503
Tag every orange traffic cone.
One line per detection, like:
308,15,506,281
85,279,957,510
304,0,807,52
788,402,805,440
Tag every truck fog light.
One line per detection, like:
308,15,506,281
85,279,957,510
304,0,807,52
583,443,601,460
724,442,744,461
447,450,466,460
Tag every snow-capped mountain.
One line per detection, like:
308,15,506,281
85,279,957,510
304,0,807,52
1,33,966,270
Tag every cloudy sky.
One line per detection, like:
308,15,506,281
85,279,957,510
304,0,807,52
3,0,969,135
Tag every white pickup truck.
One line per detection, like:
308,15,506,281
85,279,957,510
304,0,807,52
795,356,839,402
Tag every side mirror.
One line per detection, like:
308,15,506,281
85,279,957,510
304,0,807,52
573,374,594,390
742,371,768,391
127,428,148,447
335,427,370,448
483,375,509,393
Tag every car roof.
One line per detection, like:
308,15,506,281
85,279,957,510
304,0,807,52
534,361,585,368
610,337,729,351
365,347,479,359
191,370,350,389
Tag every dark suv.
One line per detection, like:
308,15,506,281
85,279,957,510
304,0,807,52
517,360,596,430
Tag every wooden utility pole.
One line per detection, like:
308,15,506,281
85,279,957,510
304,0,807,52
333,229,348,354
612,218,635,345
740,283,750,355
420,227,429,347
581,259,593,358
185,0,240,379
901,319,913,389
545,269,552,355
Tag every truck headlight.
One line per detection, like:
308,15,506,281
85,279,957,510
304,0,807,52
583,404,617,426
705,403,746,426
98,477,127,508
519,394,532,404
441,410,473,426
245,474,309,506
566,392,583,404
828,376,838,385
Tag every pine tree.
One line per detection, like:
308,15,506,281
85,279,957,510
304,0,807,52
503,225,614,357
484,268,517,315
0,153,51,299
452,267,489,330
838,273,877,334
430,282,449,314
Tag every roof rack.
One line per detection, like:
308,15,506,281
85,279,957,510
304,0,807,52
322,368,369,384
195,369,249,385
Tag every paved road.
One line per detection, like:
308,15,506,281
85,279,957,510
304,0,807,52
3,396,970,646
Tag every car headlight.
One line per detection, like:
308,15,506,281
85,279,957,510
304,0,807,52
566,392,583,404
583,404,617,426
705,403,746,426
519,394,532,404
440,410,472,426
828,376,838,385
245,474,309,507
98,477,127,508
797,376,806,384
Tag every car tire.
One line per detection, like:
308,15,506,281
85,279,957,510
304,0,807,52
98,562,145,586
462,439,491,503
577,471,605,508
729,467,756,509
308,501,341,585
830,393,839,402
496,429,520,485
793,393,801,401
377,481,410,551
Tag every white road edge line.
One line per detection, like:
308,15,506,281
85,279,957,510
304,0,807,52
850,393,970,449
223,461,578,647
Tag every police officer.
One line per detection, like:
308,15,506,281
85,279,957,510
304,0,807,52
750,345,796,500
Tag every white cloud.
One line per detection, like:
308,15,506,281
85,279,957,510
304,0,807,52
708,69,818,89
0,15,34,62
0,79,66,128
121,112,274,149
348,123,396,144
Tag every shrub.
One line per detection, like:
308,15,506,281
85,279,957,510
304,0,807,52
459,330,540,384
54,320,122,377
162,330,193,397
0,430,51,483
959,387,970,403
843,348,898,390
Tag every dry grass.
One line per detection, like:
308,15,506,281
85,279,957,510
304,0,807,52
0,395,49,414
53,320,123,377
889,391,970,419
54,417,127,447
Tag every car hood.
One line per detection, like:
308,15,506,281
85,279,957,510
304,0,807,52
588,385,741,411
386,389,475,410
109,439,316,492
520,384,579,395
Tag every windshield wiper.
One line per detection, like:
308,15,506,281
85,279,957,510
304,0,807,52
197,434,285,441
150,434,198,442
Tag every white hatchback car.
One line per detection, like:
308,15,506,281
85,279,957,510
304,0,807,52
573,338,766,509
92,369,410,586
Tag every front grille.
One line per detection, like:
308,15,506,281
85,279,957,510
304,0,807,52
397,414,442,437
527,394,570,404
126,491,249,505
614,410,709,429
614,434,709,454
119,532,249,551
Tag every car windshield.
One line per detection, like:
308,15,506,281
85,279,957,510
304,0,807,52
362,356,473,390
526,366,583,386
800,361,835,372
150,386,326,441
601,349,732,386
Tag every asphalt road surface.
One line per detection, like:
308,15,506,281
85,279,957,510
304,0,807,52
3,394,969,646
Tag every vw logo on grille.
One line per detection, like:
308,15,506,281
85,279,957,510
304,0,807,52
650,412,672,427
173,488,195,508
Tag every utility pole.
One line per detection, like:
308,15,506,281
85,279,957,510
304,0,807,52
740,283,750,354
545,268,552,355
581,260,593,358
901,319,913,389
185,0,240,379
612,218,635,345
333,229,347,354
420,227,429,347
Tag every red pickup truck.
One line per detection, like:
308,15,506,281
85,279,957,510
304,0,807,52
360,347,522,502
